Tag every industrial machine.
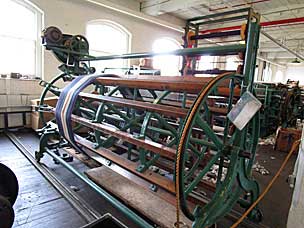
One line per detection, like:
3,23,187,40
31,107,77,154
36,8,262,228
254,80,304,137
254,82,286,137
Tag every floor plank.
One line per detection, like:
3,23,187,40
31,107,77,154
0,134,87,228
86,166,192,228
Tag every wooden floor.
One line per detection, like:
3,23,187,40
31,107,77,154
0,134,86,228
0,130,298,228
0,131,140,228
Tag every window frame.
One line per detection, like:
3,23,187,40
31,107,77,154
0,0,44,79
86,19,132,68
152,37,181,76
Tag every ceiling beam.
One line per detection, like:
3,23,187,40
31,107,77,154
140,0,205,16
261,30,304,61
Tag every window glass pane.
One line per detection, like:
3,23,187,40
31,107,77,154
226,56,239,70
264,65,272,82
0,36,35,75
87,24,128,54
88,50,125,74
0,0,37,76
197,56,215,70
86,21,129,73
153,38,181,76
0,0,36,40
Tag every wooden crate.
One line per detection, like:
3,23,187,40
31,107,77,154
275,127,301,153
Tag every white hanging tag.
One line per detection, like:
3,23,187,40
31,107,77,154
227,91,262,130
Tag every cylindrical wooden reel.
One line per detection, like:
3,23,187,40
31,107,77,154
38,73,260,226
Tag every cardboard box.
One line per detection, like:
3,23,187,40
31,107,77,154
30,96,88,133
30,96,57,130
31,111,55,130
31,96,58,108
275,127,301,153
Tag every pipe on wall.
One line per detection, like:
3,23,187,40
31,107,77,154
257,56,286,68
83,0,184,33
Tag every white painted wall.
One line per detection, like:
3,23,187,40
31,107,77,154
266,62,304,84
29,0,183,81
284,63,304,85
2,0,184,128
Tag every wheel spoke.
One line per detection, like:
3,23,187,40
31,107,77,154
188,143,201,157
185,151,221,196
185,146,208,181
195,115,223,150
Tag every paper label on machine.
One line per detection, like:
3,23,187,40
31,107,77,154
227,91,261,130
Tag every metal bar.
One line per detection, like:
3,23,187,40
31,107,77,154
191,30,241,40
71,114,176,159
261,30,304,61
199,16,304,34
262,17,304,27
22,113,27,127
187,7,250,22
187,69,235,75
196,15,248,26
0,111,31,114
257,56,286,68
80,44,246,61
45,148,154,228
243,18,260,89
5,132,100,222
4,113,8,130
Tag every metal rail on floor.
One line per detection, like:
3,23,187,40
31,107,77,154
5,132,100,223
5,131,269,228
45,148,154,228
5,131,154,228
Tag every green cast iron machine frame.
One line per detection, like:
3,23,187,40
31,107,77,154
36,8,262,228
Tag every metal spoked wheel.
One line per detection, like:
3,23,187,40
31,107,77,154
39,73,70,126
176,73,260,227
69,35,89,54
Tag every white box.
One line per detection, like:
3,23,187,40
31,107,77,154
0,79,6,94
7,95,22,107
0,95,7,108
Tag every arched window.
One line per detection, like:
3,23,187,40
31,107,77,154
0,0,43,78
263,64,272,82
86,20,131,73
152,38,181,76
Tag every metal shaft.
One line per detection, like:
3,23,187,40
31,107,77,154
80,44,246,61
